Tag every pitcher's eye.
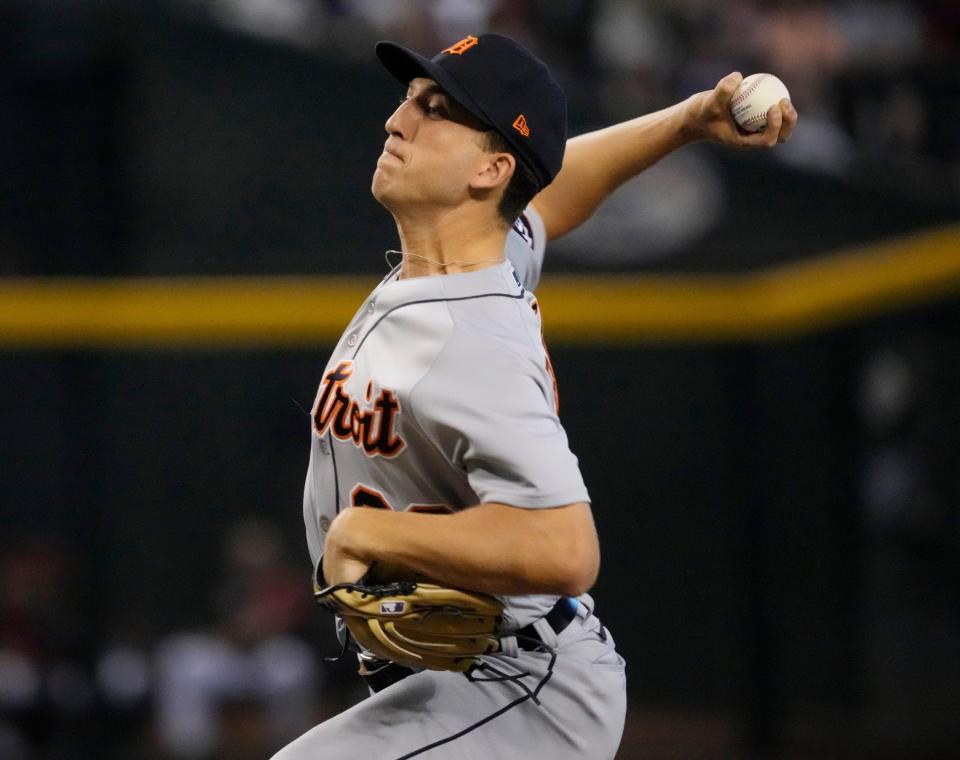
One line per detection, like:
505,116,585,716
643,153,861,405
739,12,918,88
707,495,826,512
424,98,449,119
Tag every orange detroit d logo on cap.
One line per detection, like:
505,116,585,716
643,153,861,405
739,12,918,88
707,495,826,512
443,35,479,55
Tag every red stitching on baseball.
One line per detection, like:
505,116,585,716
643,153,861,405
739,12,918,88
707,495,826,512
731,75,766,108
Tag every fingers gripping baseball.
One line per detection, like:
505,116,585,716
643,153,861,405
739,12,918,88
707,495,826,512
692,71,741,135
742,98,797,148
691,71,797,148
715,71,743,110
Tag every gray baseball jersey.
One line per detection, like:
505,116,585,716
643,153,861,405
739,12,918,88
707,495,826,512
286,206,626,759
302,206,588,630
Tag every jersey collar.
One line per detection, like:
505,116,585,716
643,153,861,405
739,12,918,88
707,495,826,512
373,259,524,306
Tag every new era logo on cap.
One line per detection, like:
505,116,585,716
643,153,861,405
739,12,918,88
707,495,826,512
512,114,530,137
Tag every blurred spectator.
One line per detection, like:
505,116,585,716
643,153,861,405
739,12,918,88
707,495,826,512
204,0,327,50
153,518,319,758
0,542,94,756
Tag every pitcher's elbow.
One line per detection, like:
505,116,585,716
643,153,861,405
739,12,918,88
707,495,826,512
557,544,600,597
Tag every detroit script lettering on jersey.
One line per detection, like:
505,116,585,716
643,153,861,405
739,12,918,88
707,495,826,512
312,360,405,457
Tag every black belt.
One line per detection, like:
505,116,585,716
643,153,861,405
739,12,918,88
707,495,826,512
515,596,579,650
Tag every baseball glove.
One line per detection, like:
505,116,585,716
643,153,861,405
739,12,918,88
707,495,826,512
314,579,503,672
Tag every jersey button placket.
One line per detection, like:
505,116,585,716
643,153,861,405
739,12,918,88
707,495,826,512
347,333,358,348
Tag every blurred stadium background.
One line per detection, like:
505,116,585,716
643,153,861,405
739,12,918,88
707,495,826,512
1,1,959,758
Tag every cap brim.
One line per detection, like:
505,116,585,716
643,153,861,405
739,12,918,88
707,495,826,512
375,41,495,130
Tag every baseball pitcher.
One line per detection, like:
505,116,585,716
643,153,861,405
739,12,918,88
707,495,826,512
272,33,796,760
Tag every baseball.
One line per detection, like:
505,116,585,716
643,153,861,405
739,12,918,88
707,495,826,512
730,73,791,132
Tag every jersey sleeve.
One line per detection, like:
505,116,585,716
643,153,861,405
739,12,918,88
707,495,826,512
408,333,589,509
504,205,547,291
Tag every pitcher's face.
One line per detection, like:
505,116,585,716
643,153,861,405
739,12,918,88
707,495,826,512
372,78,494,214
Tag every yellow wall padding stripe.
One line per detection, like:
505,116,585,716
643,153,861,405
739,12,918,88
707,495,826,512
0,275,374,348
537,223,960,343
0,224,957,348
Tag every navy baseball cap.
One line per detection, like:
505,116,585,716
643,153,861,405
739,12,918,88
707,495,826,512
375,34,567,191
